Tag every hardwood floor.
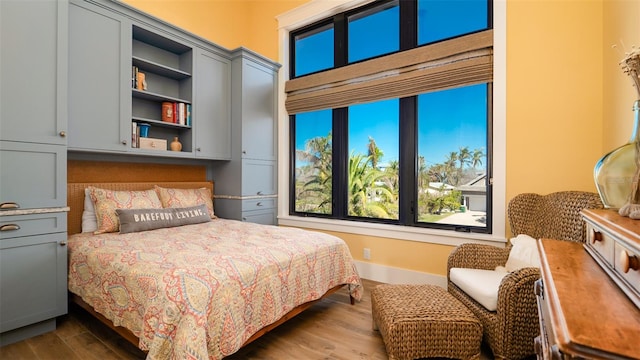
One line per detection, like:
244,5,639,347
0,279,495,359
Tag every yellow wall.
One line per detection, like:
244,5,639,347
120,0,639,277
603,0,640,151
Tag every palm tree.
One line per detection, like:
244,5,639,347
458,146,471,170
295,133,333,214
471,148,485,169
348,153,394,218
367,136,384,170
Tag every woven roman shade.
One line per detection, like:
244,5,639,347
285,29,493,114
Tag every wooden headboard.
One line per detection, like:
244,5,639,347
67,181,214,235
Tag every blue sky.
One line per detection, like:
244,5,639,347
294,0,488,169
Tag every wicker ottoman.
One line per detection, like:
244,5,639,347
371,284,482,360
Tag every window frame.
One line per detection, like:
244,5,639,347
276,0,507,247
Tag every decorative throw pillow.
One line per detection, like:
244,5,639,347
89,186,163,234
505,234,541,272
81,188,98,233
154,186,215,218
116,204,211,234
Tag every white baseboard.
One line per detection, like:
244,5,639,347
354,260,448,288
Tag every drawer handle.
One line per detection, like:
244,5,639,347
242,217,247,221
256,191,263,195
0,224,20,231
0,202,20,210
590,229,603,243
256,202,263,207
620,250,639,273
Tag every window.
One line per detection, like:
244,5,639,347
294,109,333,214
348,1,399,63
287,0,492,233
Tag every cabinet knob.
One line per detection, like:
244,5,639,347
0,224,20,231
619,249,639,273
122,140,127,145
60,241,67,246
0,202,20,210
242,150,247,154
59,131,66,137
197,147,201,152
590,229,603,243
242,217,247,221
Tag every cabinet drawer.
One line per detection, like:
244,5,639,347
585,222,615,268
242,198,275,212
0,141,66,209
241,208,276,225
614,242,640,297
0,213,67,240
242,160,276,196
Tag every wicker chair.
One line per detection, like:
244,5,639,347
447,191,603,360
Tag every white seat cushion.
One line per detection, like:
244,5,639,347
450,268,508,311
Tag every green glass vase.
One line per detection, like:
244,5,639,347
594,100,640,209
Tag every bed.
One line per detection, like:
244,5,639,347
66,181,362,360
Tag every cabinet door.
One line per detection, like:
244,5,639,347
0,232,68,333
240,59,277,161
194,48,231,160
68,1,131,152
242,160,276,196
0,0,68,145
0,141,66,209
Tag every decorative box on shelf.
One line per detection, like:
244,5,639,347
139,137,167,151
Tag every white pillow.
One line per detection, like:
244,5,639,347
450,267,508,311
505,234,541,272
81,188,98,233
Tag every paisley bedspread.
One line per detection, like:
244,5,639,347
67,219,362,360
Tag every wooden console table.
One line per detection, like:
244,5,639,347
535,237,640,359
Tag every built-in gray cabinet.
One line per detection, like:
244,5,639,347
0,0,68,146
0,0,68,346
194,48,231,160
0,217,68,344
67,0,231,160
68,1,130,152
68,2,131,152
213,50,280,225
0,142,67,210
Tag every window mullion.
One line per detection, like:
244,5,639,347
399,0,416,50
332,108,349,219
399,96,417,225
334,14,347,68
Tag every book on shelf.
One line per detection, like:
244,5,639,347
162,102,174,123
159,102,191,125
178,102,185,125
131,122,138,148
